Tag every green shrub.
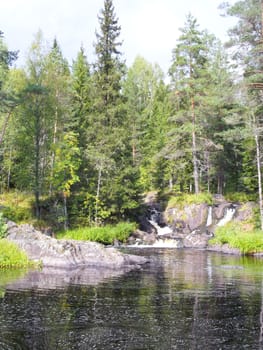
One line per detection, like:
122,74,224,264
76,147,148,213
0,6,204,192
57,222,137,245
0,191,34,223
224,192,256,203
209,222,263,254
0,213,7,239
167,192,213,209
0,239,34,268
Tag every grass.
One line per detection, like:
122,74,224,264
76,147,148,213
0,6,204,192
0,191,34,223
56,221,137,245
167,192,213,210
209,222,263,254
0,239,36,268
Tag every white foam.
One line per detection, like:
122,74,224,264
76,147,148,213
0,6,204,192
217,207,236,227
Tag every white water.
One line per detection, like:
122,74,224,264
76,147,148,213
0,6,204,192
217,207,236,227
149,220,173,236
129,239,180,248
206,206,213,227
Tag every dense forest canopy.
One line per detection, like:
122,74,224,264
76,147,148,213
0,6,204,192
0,0,262,229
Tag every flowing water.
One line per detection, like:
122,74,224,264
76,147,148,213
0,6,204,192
0,249,263,350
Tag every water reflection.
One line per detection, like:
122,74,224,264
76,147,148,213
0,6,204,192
0,249,263,349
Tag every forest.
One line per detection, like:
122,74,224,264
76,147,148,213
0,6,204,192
0,0,262,232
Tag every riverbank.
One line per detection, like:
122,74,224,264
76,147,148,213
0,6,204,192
0,239,36,269
5,221,148,269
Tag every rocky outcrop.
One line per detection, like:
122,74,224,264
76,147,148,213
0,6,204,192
6,221,148,269
134,194,258,250
165,203,208,234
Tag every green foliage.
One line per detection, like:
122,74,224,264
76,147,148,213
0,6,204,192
0,239,34,268
167,192,213,209
224,192,257,203
57,222,137,245
51,132,80,196
0,4,261,228
0,212,7,238
210,222,263,254
0,191,34,223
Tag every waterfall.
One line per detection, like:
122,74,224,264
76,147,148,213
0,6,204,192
149,208,173,236
206,206,213,227
148,220,173,236
217,206,236,227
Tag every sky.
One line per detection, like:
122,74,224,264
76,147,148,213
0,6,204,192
0,0,237,75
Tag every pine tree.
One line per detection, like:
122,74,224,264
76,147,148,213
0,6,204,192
168,14,211,193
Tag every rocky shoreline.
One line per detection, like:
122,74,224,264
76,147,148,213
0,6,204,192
6,221,148,269
125,193,263,256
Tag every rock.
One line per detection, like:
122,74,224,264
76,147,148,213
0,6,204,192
6,222,148,269
126,229,157,246
234,202,256,222
213,202,232,220
183,230,212,249
165,203,208,234
208,243,242,255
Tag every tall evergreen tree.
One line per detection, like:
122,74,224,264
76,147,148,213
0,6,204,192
85,0,139,224
70,46,91,189
221,0,263,227
168,14,211,193
123,56,170,191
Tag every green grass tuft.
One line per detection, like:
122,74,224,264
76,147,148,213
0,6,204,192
57,222,137,245
0,239,35,268
209,222,263,254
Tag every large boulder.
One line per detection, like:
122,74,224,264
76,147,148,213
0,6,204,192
6,221,147,269
165,203,209,234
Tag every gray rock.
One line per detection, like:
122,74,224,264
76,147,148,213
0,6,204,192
6,222,147,269
183,231,211,249
166,203,208,234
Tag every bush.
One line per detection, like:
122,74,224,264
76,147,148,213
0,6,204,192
0,213,7,239
209,222,263,254
224,192,256,203
0,191,34,223
57,222,137,245
167,192,213,209
0,239,34,268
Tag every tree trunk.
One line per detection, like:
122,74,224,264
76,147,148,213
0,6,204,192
191,97,199,194
0,109,13,145
95,166,102,226
49,91,58,195
63,193,68,230
34,105,41,219
7,147,12,190
255,131,263,230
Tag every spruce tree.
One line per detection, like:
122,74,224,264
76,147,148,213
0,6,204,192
168,14,210,193
87,0,136,224
221,0,263,227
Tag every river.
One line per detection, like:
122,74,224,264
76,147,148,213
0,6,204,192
0,248,263,349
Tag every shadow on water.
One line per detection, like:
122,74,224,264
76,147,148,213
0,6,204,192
1,249,263,349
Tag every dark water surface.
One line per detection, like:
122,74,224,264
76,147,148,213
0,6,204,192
1,248,263,350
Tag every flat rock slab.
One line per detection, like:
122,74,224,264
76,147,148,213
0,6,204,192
6,222,147,269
